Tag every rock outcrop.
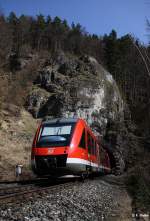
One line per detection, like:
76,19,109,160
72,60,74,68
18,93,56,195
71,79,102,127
26,53,124,132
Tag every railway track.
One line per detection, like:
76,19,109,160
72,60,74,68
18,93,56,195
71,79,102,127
0,178,75,206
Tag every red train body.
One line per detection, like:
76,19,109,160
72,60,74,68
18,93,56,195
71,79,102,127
31,118,111,176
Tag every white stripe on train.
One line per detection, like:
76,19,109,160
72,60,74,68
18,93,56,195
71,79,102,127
66,158,111,171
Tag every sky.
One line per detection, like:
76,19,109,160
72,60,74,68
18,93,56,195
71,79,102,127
0,0,149,44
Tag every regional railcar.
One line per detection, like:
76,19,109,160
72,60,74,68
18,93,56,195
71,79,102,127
31,118,111,177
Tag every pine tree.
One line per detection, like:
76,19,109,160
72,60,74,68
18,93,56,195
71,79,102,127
7,12,20,54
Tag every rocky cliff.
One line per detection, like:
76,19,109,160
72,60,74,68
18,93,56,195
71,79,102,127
26,53,124,127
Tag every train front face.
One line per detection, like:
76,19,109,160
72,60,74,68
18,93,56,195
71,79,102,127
31,119,77,176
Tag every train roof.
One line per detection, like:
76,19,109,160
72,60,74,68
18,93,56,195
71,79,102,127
42,117,79,125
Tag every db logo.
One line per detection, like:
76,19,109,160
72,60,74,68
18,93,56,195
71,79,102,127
48,148,54,154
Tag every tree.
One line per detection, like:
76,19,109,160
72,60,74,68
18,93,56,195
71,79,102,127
36,14,46,50
66,23,84,54
19,15,32,54
7,12,20,54
0,14,12,62
103,30,119,74
51,16,69,52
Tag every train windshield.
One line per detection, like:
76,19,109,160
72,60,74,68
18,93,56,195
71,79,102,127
37,123,75,147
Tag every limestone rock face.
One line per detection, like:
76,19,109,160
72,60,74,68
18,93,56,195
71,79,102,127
26,87,50,118
27,54,124,133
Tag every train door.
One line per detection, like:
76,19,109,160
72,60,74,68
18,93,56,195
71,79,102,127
79,128,87,159
87,131,92,169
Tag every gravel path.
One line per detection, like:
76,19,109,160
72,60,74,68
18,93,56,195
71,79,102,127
0,176,131,221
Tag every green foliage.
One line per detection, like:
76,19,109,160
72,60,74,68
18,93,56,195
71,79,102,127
103,30,120,73
7,11,18,24
0,12,104,61
36,14,46,30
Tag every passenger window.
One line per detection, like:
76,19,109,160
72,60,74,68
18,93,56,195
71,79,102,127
100,147,106,164
79,129,86,149
88,132,92,154
92,140,95,156
91,137,94,155
94,141,97,156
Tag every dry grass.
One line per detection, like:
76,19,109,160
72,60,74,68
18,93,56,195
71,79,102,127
0,106,38,181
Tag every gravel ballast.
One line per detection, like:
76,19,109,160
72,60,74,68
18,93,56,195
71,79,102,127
0,176,131,221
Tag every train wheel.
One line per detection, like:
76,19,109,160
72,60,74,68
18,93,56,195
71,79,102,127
88,172,94,179
79,173,86,182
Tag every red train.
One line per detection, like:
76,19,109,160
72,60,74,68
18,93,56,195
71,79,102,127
31,118,111,177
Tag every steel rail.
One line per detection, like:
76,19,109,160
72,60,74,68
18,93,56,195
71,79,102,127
0,181,75,205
